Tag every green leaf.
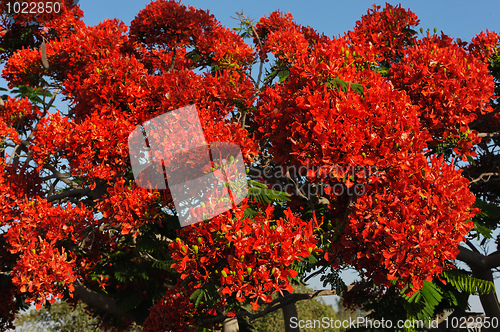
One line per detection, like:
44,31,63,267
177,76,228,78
442,269,495,295
471,199,500,240
404,280,443,320
247,179,291,205
277,69,289,83
116,292,141,314
243,207,259,219
472,222,493,239
324,77,364,97
11,85,53,107
186,50,201,63
466,154,476,165
263,69,278,81
319,268,346,295
373,64,389,76
189,288,204,307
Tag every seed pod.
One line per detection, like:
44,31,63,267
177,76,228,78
41,40,49,69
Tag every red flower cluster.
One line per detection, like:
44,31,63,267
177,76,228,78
96,178,163,236
347,3,420,63
0,97,41,144
170,203,320,310
389,33,495,158
6,199,95,307
252,7,488,296
129,0,254,70
142,283,201,332
329,156,476,293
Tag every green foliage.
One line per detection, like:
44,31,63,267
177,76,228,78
11,85,53,108
347,268,493,332
233,24,254,40
487,44,500,98
263,65,291,85
442,269,495,296
277,69,290,83
470,199,500,240
404,280,444,321
246,179,291,205
320,267,347,296
372,64,389,76
189,285,219,308
233,13,255,40
324,77,364,97
12,300,141,332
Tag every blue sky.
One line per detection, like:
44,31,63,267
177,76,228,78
79,0,500,43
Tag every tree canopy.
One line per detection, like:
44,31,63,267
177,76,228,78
0,0,499,331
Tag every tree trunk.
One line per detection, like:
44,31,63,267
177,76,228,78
281,290,300,332
457,245,500,331
223,317,239,332
471,267,500,332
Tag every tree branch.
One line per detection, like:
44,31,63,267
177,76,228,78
199,287,353,325
469,172,500,184
457,245,500,271
46,188,91,203
471,106,500,129
44,164,83,189
301,266,328,284
44,87,60,114
478,132,500,138
73,280,136,321
456,245,500,322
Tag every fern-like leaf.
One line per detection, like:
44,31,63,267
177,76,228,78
442,269,494,295
405,280,443,320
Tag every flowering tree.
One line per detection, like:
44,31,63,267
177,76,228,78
0,0,499,331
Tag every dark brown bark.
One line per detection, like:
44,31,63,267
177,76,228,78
281,290,300,332
73,280,136,322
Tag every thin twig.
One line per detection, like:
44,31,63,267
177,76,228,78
478,132,500,138
44,164,83,189
301,266,328,283
44,86,60,113
470,172,500,184
46,188,91,203
168,48,177,73
235,12,265,87
200,286,354,325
